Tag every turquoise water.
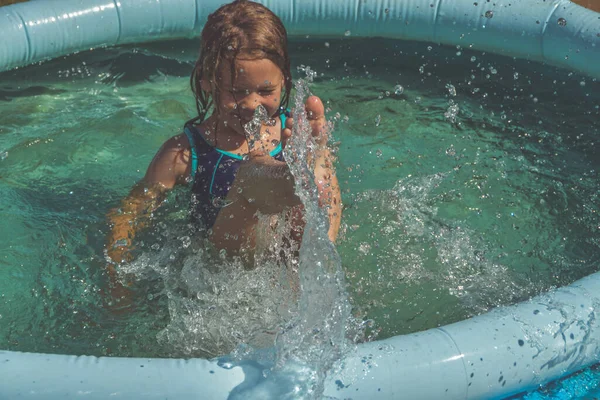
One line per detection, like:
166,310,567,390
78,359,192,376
0,38,599,396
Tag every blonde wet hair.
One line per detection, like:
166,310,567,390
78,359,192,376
190,0,292,122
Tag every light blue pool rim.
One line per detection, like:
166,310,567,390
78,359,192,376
1,1,599,399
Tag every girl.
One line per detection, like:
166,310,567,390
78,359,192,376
105,0,341,304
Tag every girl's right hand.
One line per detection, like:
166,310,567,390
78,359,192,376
104,248,135,315
105,276,134,316
281,95,328,149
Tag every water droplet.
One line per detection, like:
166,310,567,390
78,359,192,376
473,2,478,5
384,8,390,14
471,56,477,62
0,151,7,161
344,30,351,36
485,10,494,18
446,83,457,97
444,102,460,122
427,46,433,51
394,85,404,95
513,72,519,80
324,42,330,48
375,114,381,127
580,80,586,87
557,18,567,27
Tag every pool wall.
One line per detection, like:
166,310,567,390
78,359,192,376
1,0,600,399
1,0,599,78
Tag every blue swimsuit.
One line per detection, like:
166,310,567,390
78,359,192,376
183,111,288,228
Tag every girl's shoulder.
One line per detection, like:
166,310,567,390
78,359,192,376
144,133,192,187
165,132,193,152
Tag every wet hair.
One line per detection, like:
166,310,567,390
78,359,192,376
190,0,292,122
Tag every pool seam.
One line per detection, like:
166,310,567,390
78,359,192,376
15,12,31,65
112,0,122,44
436,326,470,400
540,0,563,63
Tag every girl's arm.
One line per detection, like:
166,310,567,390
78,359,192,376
208,153,301,262
313,147,342,242
105,134,191,304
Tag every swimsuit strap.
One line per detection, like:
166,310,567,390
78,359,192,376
185,108,290,181
183,125,198,180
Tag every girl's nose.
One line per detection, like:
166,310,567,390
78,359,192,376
238,92,262,112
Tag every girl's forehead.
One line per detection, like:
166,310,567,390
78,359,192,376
217,58,283,87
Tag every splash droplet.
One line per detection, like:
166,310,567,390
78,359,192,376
557,17,567,27
344,30,351,36
394,85,404,95
485,10,494,18
243,105,269,149
446,83,457,97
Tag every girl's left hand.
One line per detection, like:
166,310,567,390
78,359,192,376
281,95,328,148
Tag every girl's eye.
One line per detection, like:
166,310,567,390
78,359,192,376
230,88,275,96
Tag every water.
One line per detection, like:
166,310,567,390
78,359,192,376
0,37,599,397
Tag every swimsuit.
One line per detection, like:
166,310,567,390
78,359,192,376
183,110,289,228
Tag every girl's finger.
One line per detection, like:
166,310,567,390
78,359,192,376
281,114,293,149
285,114,293,130
281,126,292,148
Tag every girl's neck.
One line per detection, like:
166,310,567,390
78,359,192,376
200,114,249,154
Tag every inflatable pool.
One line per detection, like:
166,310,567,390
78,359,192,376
1,0,599,399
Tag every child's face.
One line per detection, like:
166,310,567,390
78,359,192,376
206,58,284,136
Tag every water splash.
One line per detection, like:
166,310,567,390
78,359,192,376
244,104,271,151
267,78,351,397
